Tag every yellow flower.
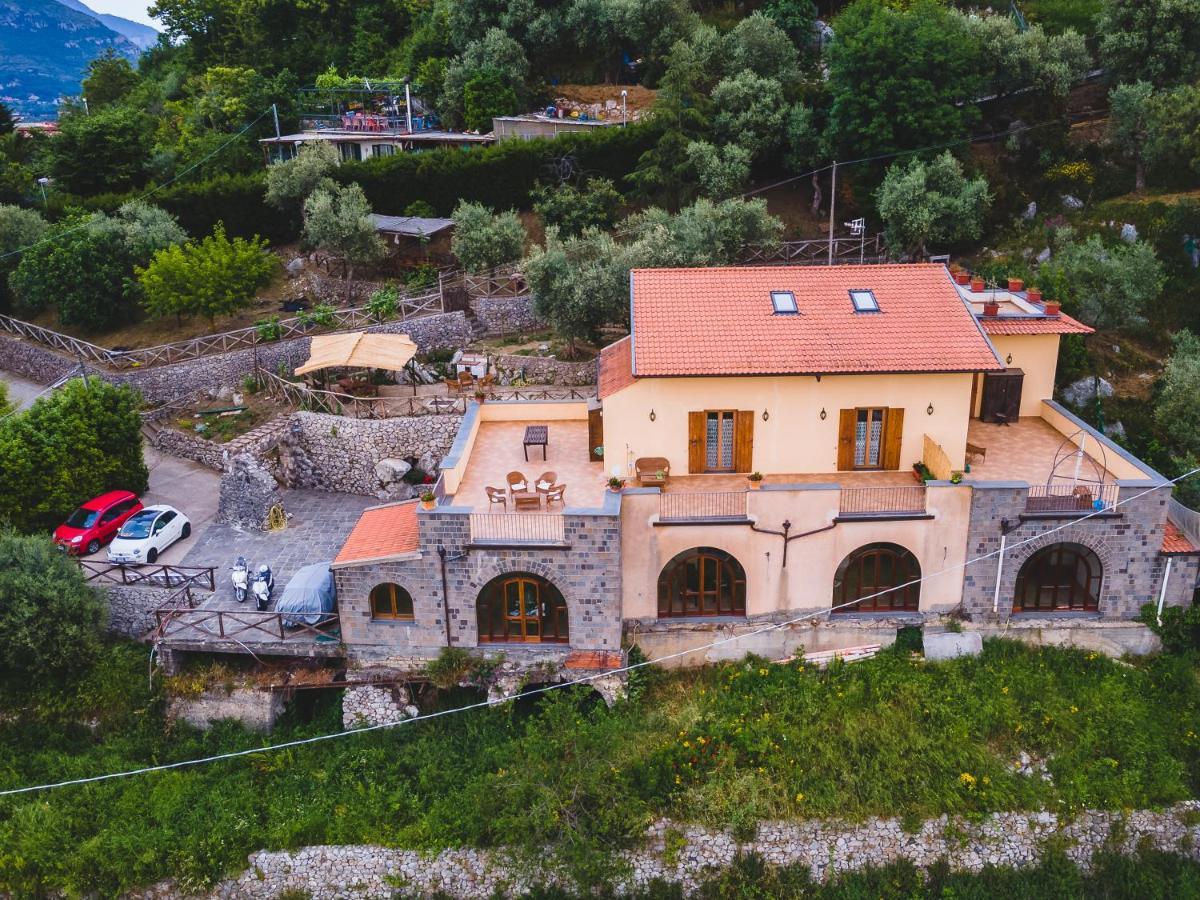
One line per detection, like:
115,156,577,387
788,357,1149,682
675,775,681,785
682,741,691,748
795,793,805,803
1001,686,1009,695
759,668,769,676
1070,706,1079,714
959,772,977,789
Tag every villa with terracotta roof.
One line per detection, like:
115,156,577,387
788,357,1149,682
318,262,1198,672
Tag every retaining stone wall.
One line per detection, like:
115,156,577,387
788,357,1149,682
217,454,284,529
341,683,417,729
0,335,77,384
152,802,1200,898
469,295,544,335
169,687,285,733
961,484,1179,621
151,427,226,471
104,585,171,638
493,353,597,386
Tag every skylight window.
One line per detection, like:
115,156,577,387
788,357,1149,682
770,290,798,314
849,289,880,312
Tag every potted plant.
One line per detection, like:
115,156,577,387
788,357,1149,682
950,471,963,484
1043,300,1061,315
982,299,1000,316
607,476,625,492
970,276,985,292
747,471,764,489
1026,287,1042,303
420,490,437,510
953,271,971,285
474,388,487,404
1007,277,1024,292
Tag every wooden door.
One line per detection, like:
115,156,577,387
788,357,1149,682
688,411,705,474
838,408,901,470
503,577,541,641
587,407,603,461
881,408,904,470
981,369,1024,423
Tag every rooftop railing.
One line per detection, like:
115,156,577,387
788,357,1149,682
1025,483,1119,515
469,512,566,545
839,486,927,518
659,491,749,522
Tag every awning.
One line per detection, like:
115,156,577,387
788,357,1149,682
295,332,418,376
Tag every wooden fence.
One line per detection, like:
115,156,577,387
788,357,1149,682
463,264,528,299
742,235,886,266
79,560,217,591
155,607,340,643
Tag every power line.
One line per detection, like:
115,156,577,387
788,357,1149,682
1,466,1193,798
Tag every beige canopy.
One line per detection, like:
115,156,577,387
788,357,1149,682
294,332,418,376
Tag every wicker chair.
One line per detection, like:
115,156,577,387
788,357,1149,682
534,471,558,495
485,486,507,510
635,457,671,487
544,484,566,508
506,471,529,494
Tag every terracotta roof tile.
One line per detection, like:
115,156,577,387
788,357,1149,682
334,501,420,565
980,313,1093,336
1162,520,1199,556
630,263,1003,377
598,335,636,399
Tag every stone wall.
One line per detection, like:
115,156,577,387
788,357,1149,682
164,802,1200,899
217,454,284,529
280,412,461,496
151,426,226,471
469,295,544,335
493,353,598,387
961,483,1178,621
104,585,172,638
169,687,286,733
341,683,417,729
0,335,78,384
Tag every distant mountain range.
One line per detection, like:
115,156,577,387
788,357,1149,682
0,0,159,119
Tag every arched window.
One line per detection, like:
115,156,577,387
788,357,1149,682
1014,543,1102,612
370,583,414,620
477,574,569,643
832,543,921,613
658,548,746,618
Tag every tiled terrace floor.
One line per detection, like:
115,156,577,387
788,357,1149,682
965,417,1112,486
452,420,606,510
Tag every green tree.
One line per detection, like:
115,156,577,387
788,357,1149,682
265,141,338,212
1040,235,1165,329
50,106,154,196
957,12,1089,102
81,48,141,108
1155,329,1200,500
0,379,148,535
624,197,782,267
440,28,529,128
875,152,991,258
828,0,982,159
1098,0,1200,88
450,200,526,272
462,70,519,131
761,0,818,47
1108,81,1155,194
724,12,801,83
138,224,277,326
685,141,752,199
0,205,48,312
531,177,622,236
0,102,13,135
710,72,790,161
0,531,106,684
526,227,629,355
302,183,385,297
1143,83,1200,181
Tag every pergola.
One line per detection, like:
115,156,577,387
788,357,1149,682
296,332,419,395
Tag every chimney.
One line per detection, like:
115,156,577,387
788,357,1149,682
970,277,986,292
1043,300,1061,316
1027,287,1042,303
1007,278,1024,292
983,299,1000,316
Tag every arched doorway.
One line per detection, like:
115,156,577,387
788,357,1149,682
477,573,569,643
657,547,746,617
1014,543,1102,612
832,542,921,613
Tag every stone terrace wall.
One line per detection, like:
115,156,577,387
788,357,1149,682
493,353,597,386
469,295,544,335
105,585,173,638
158,802,1200,899
0,334,78,384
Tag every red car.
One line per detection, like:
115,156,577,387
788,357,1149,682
53,491,144,556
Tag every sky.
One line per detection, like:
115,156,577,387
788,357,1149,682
83,0,160,28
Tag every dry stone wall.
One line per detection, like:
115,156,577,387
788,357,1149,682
104,585,172,638
493,353,597,386
0,335,77,384
157,802,1200,898
469,295,544,335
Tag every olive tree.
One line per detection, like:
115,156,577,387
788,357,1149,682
1040,235,1164,330
302,182,385,297
875,152,991,257
265,141,337,212
451,200,526,273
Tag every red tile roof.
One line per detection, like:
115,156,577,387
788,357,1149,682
334,500,420,565
630,264,1003,377
598,335,637,398
1162,520,1199,556
980,313,1093,336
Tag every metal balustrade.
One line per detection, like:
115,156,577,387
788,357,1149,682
839,486,927,517
1025,483,1119,515
659,491,749,522
469,513,566,544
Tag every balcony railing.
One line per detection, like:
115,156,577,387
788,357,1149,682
1025,483,1119,515
839,486,927,518
469,513,566,544
659,491,749,522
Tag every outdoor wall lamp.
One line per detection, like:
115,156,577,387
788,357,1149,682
927,403,935,416
762,410,769,422
819,407,827,420
649,409,656,422
1006,353,1013,364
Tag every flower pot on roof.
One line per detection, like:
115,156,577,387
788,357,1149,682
607,476,625,493
1027,287,1042,303
1043,300,1061,316
747,472,763,490
954,272,971,285
1007,278,1024,292
970,277,986,292
983,300,1000,316
420,490,437,510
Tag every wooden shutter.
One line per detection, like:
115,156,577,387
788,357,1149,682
882,407,904,470
733,410,754,473
587,407,603,461
687,411,705,474
837,409,856,471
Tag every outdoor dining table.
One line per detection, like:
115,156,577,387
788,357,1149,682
522,425,548,461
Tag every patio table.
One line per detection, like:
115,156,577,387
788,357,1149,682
523,425,548,461
512,491,542,511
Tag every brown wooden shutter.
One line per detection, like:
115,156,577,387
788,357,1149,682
687,411,705,474
837,409,856,471
587,407,603,461
734,410,754,473
882,407,904,470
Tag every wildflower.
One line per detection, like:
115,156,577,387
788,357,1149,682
1001,686,1009,695
675,775,681,785
682,741,691,748
959,772,977,789
1070,705,1079,714
795,793,805,803
759,668,769,676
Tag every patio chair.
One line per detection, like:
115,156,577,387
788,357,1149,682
534,471,558,495
635,457,671,487
458,371,475,390
965,441,987,462
545,484,566,508
443,377,463,395
485,487,507,510
506,471,529,494
480,373,496,389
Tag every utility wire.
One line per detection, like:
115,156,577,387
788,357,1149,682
1,466,1194,798
0,108,274,263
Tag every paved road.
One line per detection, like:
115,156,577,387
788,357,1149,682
141,445,221,565
0,370,48,411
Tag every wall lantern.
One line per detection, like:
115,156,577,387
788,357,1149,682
927,403,935,416
762,410,770,422
649,409,656,422
819,407,827,420
1006,353,1013,365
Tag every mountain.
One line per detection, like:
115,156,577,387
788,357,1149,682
0,0,139,118
56,0,158,49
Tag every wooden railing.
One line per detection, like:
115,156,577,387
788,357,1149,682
78,560,216,591
155,607,339,643
469,513,566,544
0,285,445,371
1025,483,1119,515
741,234,886,266
659,491,749,522
463,264,527,299
839,486,927,517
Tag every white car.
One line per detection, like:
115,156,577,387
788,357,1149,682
107,505,191,564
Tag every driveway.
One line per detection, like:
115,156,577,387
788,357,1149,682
0,370,48,411
140,445,222,565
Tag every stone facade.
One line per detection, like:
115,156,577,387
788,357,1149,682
961,482,1181,621
153,802,1200,898
469,295,544,335
169,687,286,733
493,353,598,387
341,683,417,729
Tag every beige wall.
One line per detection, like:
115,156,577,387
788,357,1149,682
1039,400,1155,481
973,334,1060,418
619,484,971,621
602,373,974,478
478,400,589,423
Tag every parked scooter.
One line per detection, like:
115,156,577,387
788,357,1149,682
252,563,275,611
231,556,249,603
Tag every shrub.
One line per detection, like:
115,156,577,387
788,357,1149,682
1138,602,1200,654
